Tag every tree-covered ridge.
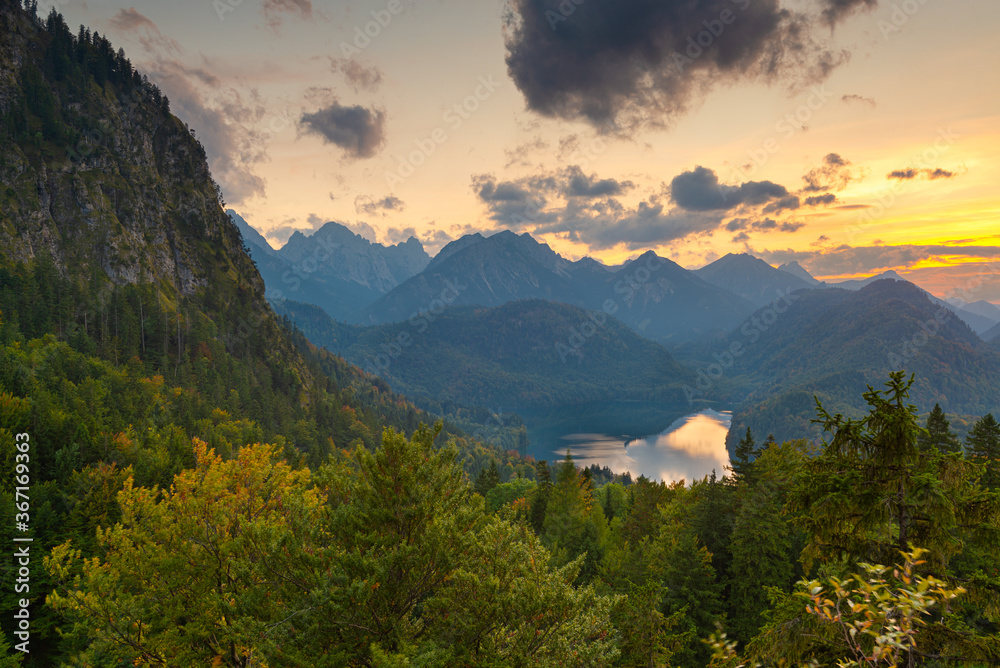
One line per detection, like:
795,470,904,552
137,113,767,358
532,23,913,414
273,298,696,410
709,280,1000,447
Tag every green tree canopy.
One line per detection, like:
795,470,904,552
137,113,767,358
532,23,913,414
967,412,1000,490
918,402,961,453
46,427,621,666
795,371,981,570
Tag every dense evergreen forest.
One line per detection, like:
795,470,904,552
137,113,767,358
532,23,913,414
1,1,999,666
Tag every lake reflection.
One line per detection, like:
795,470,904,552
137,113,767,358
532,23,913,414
537,409,732,484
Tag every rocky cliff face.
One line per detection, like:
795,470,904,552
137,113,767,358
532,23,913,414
0,3,261,305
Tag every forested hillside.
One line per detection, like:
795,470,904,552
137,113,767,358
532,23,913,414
2,2,1000,667
273,298,696,410
0,3,529,662
687,280,1000,448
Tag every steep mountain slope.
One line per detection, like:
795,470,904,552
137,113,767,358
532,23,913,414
777,260,822,285
712,280,1000,446
361,233,756,342
607,251,758,340
983,320,1000,343
0,11,534,663
695,253,815,306
277,297,695,410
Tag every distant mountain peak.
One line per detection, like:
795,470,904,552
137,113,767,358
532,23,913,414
695,252,815,306
777,261,820,285
625,249,667,266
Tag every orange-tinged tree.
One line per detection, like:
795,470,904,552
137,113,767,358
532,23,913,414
46,440,321,667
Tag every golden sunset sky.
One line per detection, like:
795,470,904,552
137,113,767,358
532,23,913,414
54,0,1000,300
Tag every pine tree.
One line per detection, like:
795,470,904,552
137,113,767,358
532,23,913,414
966,413,1000,490
797,372,982,570
542,452,604,582
529,460,552,532
918,403,961,453
728,480,794,644
659,533,724,668
474,459,501,496
622,475,672,544
729,427,759,485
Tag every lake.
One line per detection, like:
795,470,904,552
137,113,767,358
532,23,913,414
521,402,732,484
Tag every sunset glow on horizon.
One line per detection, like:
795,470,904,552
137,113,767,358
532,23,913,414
55,0,1000,301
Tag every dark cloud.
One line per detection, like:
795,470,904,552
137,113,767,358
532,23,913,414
763,195,801,214
331,58,383,93
472,173,558,228
355,195,405,216
818,0,878,24
801,153,860,192
472,162,814,251
575,202,723,250
503,0,860,131
670,166,787,211
727,217,803,233
474,166,627,208
804,193,837,206
300,103,386,159
841,93,876,108
472,172,722,250
887,168,955,180
564,166,633,198
262,0,313,28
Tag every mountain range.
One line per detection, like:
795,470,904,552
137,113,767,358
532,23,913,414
247,218,999,452
239,217,1000,343
231,210,430,318
252,226,759,342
